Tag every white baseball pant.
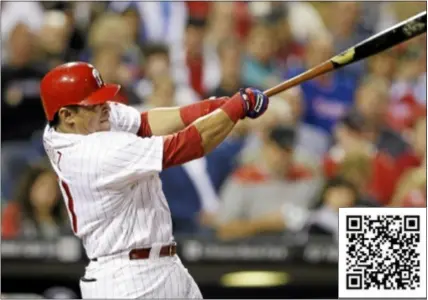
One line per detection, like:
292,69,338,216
79,251,202,299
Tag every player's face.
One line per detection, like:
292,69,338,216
74,103,111,134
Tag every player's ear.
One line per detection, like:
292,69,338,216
58,106,79,126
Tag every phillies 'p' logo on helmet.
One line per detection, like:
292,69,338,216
92,68,104,88
40,62,121,121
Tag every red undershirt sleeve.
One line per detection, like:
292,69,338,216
136,98,228,138
162,125,203,169
137,111,152,137
179,98,227,126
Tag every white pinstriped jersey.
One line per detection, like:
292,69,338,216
43,102,174,259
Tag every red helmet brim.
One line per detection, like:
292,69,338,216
79,84,121,106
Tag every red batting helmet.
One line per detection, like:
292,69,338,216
40,62,121,121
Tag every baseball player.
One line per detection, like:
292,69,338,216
39,62,269,299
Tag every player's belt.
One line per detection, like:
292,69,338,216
90,243,177,262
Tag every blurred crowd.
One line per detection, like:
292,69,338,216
1,1,426,242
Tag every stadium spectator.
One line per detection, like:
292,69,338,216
336,152,382,207
109,1,188,49
215,123,322,240
367,49,398,82
284,35,357,134
1,23,48,201
282,87,331,161
211,175,365,241
37,10,78,69
323,112,400,205
390,163,426,208
241,21,282,91
354,77,409,158
1,162,69,239
133,43,199,106
387,37,427,133
264,3,305,68
283,2,328,43
304,176,359,240
206,38,246,98
90,45,140,105
395,116,426,175
83,12,141,70
171,16,221,97
205,3,236,49
1,1,45,60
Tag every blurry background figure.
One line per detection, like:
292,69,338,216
304,176,359,241
205,3,236,49
1,1,45,61
268,3,305,69
2,162,69,239
284,35,357,135
323,112,400,206
215,119,322,241
206,38,246,98
37,10,76,69
171,16,221,98
109,1,187,50
84,11,141,79
133,43,199,106
1,23,48,202
395,117,426,176
327,2,366,79
242,21,282,91
354,77,408,159
282,87,330,161
390,162,426,208
90,45,140,105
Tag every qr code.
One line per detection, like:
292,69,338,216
339,208,427,299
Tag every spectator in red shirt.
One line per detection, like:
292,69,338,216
170,16,221,98
323,112,400,205
266,3,305,68
395,116,426,176
390,165,426,208
354,77,409,159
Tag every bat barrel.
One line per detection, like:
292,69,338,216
264,11,427,97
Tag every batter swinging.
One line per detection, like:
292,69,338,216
39,62,269,299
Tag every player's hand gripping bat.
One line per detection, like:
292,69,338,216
264,11,427,97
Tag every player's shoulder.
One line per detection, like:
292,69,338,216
85,130,139,147
85,130,162,155
108,101,139,115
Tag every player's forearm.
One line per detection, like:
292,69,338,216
147,107,183,136
162,97,245,169
141,99,228,137
193,109,238,154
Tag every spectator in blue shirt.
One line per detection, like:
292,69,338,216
284,35,358,135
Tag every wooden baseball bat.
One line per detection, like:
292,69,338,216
264,11,427,97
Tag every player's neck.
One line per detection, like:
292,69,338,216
56,123,85,135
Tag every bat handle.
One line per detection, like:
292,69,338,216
263,61,335,97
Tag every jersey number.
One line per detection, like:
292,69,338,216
57,151,78,234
